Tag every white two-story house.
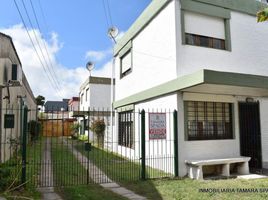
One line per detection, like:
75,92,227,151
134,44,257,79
75,76,113,141
113,0,268,177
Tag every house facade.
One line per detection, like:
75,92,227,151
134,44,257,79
113,0,268,177
0,32,37,162
76,76,113,139
68,97,80,111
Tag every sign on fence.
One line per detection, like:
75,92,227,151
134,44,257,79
149,113,166,140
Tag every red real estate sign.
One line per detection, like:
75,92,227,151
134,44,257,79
149,113,166,140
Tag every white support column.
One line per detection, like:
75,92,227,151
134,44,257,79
221,164,230,177
237,162,250,175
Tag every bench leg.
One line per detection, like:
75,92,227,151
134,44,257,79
221,164,230,177
237,162,249,175
188,166,203,180
196,166,203,180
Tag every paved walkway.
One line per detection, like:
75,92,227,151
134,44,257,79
63,139,147,200
37,138,62,200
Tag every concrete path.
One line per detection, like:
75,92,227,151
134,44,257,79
63,139,147,200
37,138,62,200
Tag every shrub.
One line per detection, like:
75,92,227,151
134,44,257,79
78,135,88,141
28,120,41,142
70,123,81,139
90,118,105,148
0,164,19,192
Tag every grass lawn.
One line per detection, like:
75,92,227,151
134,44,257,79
51,138,127,200
150,178,268,200
0,138,42,200
75,141,170,182
74,141,268,200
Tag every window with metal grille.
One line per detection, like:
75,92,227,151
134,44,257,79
185,101,233,140
118,111,134,148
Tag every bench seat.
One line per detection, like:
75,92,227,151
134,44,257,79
185,156,251,180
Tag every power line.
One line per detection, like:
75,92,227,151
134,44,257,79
106,0,113,26
37,0,49,34
20,0,62,96
13,0,59,96
29,0,62,89
102,0,110,28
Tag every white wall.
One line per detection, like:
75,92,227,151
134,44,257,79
178,92,240,176
90,84,111,109
80,83,111,110
115,1,177,100
177,10,268,77
114,95,177,174
0,59,36,162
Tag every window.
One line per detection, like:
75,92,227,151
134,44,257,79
86,89,89,101
183,10,229,50
185,33,225,50
120,50,132,78
185,101,233,140
80,93,84,105
118,111,134,148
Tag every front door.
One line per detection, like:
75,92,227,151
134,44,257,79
239,102,262,170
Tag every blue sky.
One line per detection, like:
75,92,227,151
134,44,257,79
0,0,151,100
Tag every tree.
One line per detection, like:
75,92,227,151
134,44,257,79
257,7,268,22
35,95,45,106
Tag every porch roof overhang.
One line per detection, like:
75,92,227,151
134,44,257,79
113,69,268,108
70,111,114,117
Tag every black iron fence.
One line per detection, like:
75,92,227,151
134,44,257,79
0,106,179,188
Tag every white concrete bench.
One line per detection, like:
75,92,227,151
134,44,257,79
185,156,251,180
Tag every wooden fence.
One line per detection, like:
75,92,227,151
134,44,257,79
41,119,75,137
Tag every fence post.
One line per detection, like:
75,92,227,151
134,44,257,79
21,106,28,184
141,109,146,180
173,110,179,177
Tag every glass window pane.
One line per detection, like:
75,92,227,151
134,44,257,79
186,101,233,140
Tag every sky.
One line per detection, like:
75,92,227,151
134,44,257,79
0,0,151,101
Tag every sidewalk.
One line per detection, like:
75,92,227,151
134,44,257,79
37,138,62,200
63,139,147,200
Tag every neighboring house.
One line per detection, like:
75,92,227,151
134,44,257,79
44,99,69,112
68,97,80,111
113,0,268,177
79,76,113,110
73,76,113,139
0,32,37,162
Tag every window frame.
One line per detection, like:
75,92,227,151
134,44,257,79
180,0,231,51
80,93,84,105
120,49,133,79
85,88,89,102
118,110,134,149
184,101,234,141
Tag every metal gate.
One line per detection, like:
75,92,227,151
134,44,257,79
1,107,179,188
239,102,262,170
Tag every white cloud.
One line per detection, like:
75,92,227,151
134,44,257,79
92,60,112,77
116,31,125,41
0,24,111,101
85,49,112,62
